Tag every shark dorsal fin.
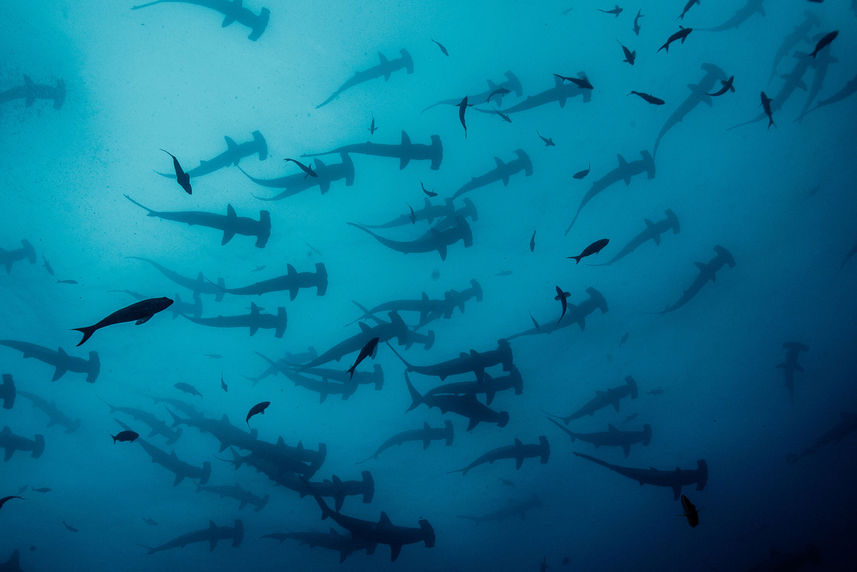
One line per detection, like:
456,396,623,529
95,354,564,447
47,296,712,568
226,204,237,219
358,322,371,333
276,436,285,447
608,424,617,432
378,512,392,527
224,136,238,151
209,520,217,529
514,438,522,446
378,52,388,65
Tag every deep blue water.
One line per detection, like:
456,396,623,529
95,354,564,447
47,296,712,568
2,1,857,570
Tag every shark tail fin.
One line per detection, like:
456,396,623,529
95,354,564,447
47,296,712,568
361,471,375,503
1,374,16,410
404,372,423,412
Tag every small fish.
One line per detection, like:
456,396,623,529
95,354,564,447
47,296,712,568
619,332,629,345
421,181,438,197
633,10,643,35
409,205,416,224
30,488,51,493
707,76,735,97
810,31,838,58
174,382,202,397
246,401,271,425
599,5,623,17
284,158,318,178
495,270,513,277
221,375,228,392
486,87,510,104
618,41,636,65
499,478,515,487
251,265,266,272
347,337,380,379
680,494,699,527
305,242,324,256
112,430,139,443
760,91,776,129
142,517,158,526
369,116,378,135
554,286,571,324
62,521,78,533
678,0,700,20
431,39,449,56
629,91,665,105
553,74,593,90
658,26,692,53
457,96,470,138
0,496,23,511
537,131,555,146
568,238,609,263
530,230,536,252
57,279,78,284
490,110,512,123
43,256,55,276
161,149,192,195
572,163,591,180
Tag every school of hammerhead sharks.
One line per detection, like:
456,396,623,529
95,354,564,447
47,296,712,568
1,0,857,570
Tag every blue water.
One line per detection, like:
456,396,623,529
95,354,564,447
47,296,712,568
2,1,857,570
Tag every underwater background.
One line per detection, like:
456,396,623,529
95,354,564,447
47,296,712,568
2,0,857,570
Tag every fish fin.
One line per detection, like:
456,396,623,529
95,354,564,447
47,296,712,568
224,136,238,153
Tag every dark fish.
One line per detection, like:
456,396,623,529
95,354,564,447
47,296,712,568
0,496,23,511
30,488,51,493
619,332,629,345
599,5,623,17
486,87,510,103
537,131,555,146
530,230,536,252
658,26,692,53
553,73,593,90
618,42,636,65
554,286,571,324
810,30,838,58
174,382,202,397
431,39,449,56
572,163,590,179
43,256,55,276
220,375,228,392
568,239,609,263
760,91,776,128
707,76,735,97
57,279,78,284
161,149,192,195
143,517,158,526
251,265,266,272
680,494,699,527
72,297,173,346
633,10,643,35
420,182,438,197
112,430,139,443
246,401,271,425
629,91,665,105
679,0,700,20
347,337,380,379
648,388,664,396
369,116,378,135
284,158,318,178
458,96,470,138
62,521,78,533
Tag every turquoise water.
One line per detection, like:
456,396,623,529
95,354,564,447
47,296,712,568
2,1,857,570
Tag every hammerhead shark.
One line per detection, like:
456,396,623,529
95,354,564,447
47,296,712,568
547,418,651,458
805,72,857,118
697,0,765,32
654,63,726,156
405,373,510,430
423,70,523,111
155,131,267,179
361,198,477,230
350,280,482,328
143,520,244,554
18,390,82,434
0,550,22,572
282,369,360,403
390,338,514,382
317,49,414,108
196,483,269,511
452,149,533,198
251,352,384,391
182,303,287,337
0,76,65,109
128,257,225,301
131,430,212,486
0,240,36,273
348,216,473,261
452,436,549,475
0,375,14,410
214,263,327,300
241,153,355,200
597,209,680,265
125,195,271,247
167,410,265,453
302,131,443,170
660,245,735,313
261,529,373,563
508,286,608,339
0,427,45,461
132,0,270,40
787,411,857,463
769,12,819,83
424,366,523,405
0,340,100,383
311,494,436,562
796,48,838,121
360,421,454,462
105,402,181,443
574,452,708,499
777,342,809,401
458,494,542,524
501,74,592,115
548,376,638,424
564,151,655,234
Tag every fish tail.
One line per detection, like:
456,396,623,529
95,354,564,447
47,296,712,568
72,326,96,346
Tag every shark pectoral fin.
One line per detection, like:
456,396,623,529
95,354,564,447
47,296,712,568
222,230,236,245
437,242,448,261
623,445,630,458
136,315,153,325
672,486,681,500
515,456,523,469
208,537,217,551
249,325,258,336
390,544,402,562
4,447,12,461
173,474,184,486
52,366,67,381
222,15,235,27
611,400,620,412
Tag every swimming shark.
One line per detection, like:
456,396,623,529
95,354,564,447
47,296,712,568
183,303,286,337
196,483,269,511
564,150,655,234
506,287,607,339
261,529,373,563
133,432,212,486
452,436,549,475
769,12,819,83
242,153,355,200
105,402,182,443
110,289,202,319
796,48,837,121
214,263,327,300
390,338,514,382
361,198,477,230
500,75,592,115
452,149,533,199
301,472,374,512
660,245,735,313
0,427,45,461
311,494,436,562
360,421,454,462
348,215,473,261
777,342,808,401
574,453,708,499
0,240,36,273
125,196,271,248
251,352,384,390
142,520,243,554
282,370,360,403
0,76,65,109
0,340,100,383
155,131,267,179
654,63,726,156
349,278,482,328
406,373,510,431
548,376,638,424
17,390,81,434
0,375,14,410
423,70,523,111
167,410,258,450
805,72,857,119
458,494,542,524
128,257,225,301
547,418,651,458
787,411,857,463
424,366,523,405
317,49,414,108
132,0,269,40
698,0,765,32
597,209,680,265
303,131,443,170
